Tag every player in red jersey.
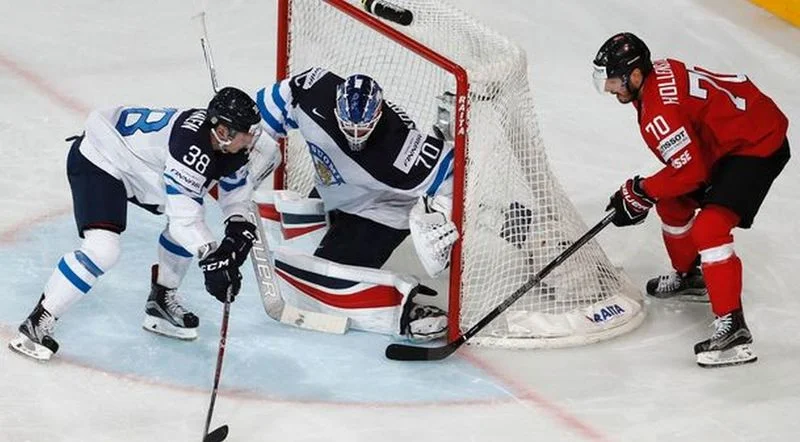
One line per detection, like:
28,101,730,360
592,32,790,367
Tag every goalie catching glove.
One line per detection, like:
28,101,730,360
410,195,459,278
198,215,257,302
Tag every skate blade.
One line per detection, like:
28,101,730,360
649,289,709,303
697,344,757,368
8,335,54,361
142,316,198,340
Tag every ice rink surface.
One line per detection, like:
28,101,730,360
1,1,798,441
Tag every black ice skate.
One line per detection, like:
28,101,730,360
142,265,199,340
8,294,59,361
694,309,757,368
646,266,708,302
403,304,448,342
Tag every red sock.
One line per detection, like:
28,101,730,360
702,255,742,316
691,205,742,317
656,197,699,273
662,227,698,273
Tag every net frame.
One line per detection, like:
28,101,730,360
274,0,645,348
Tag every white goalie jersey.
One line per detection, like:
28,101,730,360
255,67,454,229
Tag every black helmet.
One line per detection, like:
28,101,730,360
593,32,652,78
207,87,261,132
592,32,652,97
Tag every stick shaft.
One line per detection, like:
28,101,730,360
203,300,230,438
386,211,616,361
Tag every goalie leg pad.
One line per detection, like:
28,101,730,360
273,247,445,338
255,190,329,254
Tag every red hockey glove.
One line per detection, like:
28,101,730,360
607,176,655,227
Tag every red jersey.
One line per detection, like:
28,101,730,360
636,58,788,199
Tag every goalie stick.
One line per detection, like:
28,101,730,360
247,202,350,333
385,210,616,361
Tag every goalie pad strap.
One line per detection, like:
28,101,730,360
273,247,419,335
257,190,328,240
275,246,417,306
275,262,402,308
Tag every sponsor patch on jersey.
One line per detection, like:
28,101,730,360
586,303,626,323
393,131,425,173
657,126,691,161
165,159,205,195
308,142,344,186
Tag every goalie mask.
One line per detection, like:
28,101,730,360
592,32,652,101
335,74,384,151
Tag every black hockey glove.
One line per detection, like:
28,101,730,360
606,176,655,227
199,241,243,303
224,215,257,266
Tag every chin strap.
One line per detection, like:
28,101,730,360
211,126,233,152
622,72,646,101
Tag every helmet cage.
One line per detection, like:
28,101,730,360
334,75,384,151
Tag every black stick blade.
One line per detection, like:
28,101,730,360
204,425,229,442
385,341,458,361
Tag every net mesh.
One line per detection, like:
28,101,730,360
279,0,644,347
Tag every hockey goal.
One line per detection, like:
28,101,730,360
274,0,645,348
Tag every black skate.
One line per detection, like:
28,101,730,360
142,265,199,340
405,303,448,342
8,294,59,361
694,309,757,368
646,266,708,302
400,284,448,342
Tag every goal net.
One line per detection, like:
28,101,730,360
275,0,645,348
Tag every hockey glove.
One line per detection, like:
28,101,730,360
607,176,655,227
199,241,243,303
223,215,257,267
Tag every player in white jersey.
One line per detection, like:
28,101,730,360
9,87,279,361
255,68,458,340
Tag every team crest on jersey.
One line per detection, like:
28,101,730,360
308,142,344,186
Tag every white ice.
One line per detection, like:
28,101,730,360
1,1,798,441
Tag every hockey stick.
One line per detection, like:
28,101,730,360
194,11,230,442
202,290,231,442
193,12,348,334
385,210,616,361
247,202,350,333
